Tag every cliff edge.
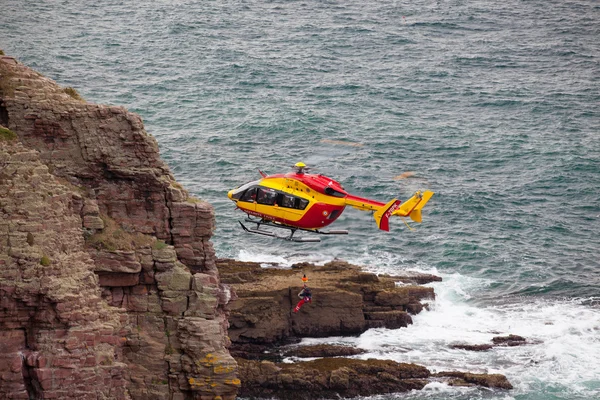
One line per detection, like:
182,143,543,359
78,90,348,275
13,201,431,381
0,54,238,399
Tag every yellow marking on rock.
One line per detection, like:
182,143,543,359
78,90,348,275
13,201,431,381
214,365,236,374
224,378,241,386
197,353,218,367
188,377,206,388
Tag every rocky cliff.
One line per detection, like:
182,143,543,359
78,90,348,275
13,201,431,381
1,53,514,400
217,259,439,357
217,260,513,399
1,54,238,399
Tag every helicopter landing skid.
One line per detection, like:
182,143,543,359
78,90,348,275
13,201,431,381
239,219,348,243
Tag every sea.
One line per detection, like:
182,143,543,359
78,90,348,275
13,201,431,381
1,1,599,399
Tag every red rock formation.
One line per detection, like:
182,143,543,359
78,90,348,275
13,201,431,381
1,54,238,399
0,141,129,399
217,259,437,358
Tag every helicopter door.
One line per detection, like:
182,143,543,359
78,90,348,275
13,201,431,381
238,186,258,213
255,187,281,219
279,193,308,224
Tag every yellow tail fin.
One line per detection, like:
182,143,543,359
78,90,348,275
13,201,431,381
394,190,434,222
373,199,401,231
409,209,422,223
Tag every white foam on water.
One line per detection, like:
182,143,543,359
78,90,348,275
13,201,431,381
297,270,600,399
383,276,599,399
352,382,484,400
237,249,291,266
235,250,600,399
237,248,337,268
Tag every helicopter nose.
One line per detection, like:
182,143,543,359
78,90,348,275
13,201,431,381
227,190,234,201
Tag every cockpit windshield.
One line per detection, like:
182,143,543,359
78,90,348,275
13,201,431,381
230,180,260,200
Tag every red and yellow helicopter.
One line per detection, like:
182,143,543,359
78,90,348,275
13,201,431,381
227,162,434,242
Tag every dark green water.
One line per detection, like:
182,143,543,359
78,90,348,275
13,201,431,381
2,0,599,398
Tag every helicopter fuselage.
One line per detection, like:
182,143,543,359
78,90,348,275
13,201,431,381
228,171,354,230
228,166,434,235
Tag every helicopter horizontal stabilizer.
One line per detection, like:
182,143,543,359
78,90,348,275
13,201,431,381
373,198,401,231
394,190,434,222
409,190,434,222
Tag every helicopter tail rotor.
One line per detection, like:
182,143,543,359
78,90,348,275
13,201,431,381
394,190,434,222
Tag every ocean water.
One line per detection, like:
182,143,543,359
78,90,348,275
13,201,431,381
1,0,599,399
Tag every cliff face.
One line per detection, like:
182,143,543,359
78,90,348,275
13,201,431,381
0,55,238,399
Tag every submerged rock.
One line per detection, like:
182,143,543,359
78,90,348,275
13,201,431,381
283,344,367,358
492,334,527,346
436,371,513,390
450,343,494,351
237,358,430,400
450,333,530,352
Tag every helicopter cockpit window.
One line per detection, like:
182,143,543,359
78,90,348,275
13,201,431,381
257,188,278,205
240,187,258,202
232,180,260,201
